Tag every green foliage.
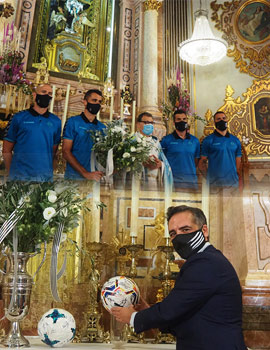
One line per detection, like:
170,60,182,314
0,181,89,252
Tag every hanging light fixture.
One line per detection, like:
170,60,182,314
178,2,227,66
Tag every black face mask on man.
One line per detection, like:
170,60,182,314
36,94,52,108
175,121,188,132
86,102,101,115
172,228,205,259
215,120,227,131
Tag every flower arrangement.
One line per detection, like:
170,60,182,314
0,23,32,94
0,181,88,253
91,119,154,174
162,69,205,126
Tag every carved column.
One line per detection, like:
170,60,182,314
141,0,162,114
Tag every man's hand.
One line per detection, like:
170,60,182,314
83,171,104,181
143,155,162,170
111,305,135,324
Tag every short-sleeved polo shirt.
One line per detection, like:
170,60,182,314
4,108,61,182
63,113,106,179
201,130,242,187
161,131,200,189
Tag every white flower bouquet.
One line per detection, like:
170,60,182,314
91,120,154,174
0,181,88,252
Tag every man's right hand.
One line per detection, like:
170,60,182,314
83,171,104,181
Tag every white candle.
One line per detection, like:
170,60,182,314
131,100,136,133
120,97,123,119
92,182,100,242
96,110,100,120
109,95,114,121
49,85,56,113
130,174,140,237
201,177,209,225
62,84,70,131
164,178,172,238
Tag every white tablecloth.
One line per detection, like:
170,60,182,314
27,337,176,350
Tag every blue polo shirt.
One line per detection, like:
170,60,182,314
201,130,242,187
63,113,106,179
160,131,200,189
4,108,61,182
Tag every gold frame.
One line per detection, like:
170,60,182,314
210,0,270,79
203,80,270,159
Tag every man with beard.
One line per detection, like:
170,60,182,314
111,205,247,350
62,89,105,181
3,84,61,182
161,109,200,189
198,111,242,188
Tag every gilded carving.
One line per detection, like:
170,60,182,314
210,0,270,78
143,0,162,12
203,80,270,158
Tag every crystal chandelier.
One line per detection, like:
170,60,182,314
179,6,228,66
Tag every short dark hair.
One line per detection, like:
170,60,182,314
213,110,226,121
167,205,207,227
84,89,103,101
137,112,153,122
173,109,187,121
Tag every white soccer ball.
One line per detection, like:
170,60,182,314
38,308,76,347
101,276,140,312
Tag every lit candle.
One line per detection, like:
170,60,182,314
131,100,136,133
92,182,100,242
109,95,114,121
130,174,140,237
49,85,56,113
164,178,171,238
62,84,70,131
120,97,123,119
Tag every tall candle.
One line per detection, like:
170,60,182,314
109,95,114,121
62,84,70,131
120,97,123,119
131,100,136,133
130,174,140,237
92,182,100,242
49,85,56,113
96,110,100,120
164,177,172,238
201,177,209,225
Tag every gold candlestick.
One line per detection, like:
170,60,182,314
124,237,143,278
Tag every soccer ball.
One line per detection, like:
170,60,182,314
38,308,76,347
101,276,140,312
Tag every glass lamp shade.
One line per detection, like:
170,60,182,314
179,10,228,66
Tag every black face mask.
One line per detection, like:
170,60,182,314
215,120,227,131
172,228,205,259
35,94,52,108
175,121,187,132
86,102,101,115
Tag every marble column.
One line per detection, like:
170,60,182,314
141,0,162,114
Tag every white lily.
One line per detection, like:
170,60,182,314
43,207,56,220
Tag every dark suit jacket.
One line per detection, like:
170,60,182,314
134,245,246,350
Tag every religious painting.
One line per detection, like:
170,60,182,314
253,97,270,136
236,1,270,44
210,0,270,78
27,0,116,82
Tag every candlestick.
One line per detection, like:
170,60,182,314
92,182,100,243
130,174,140,237
62,84,70,131
131,100,136,133
109,95,114,121
120,97,123,119
49,85,56,113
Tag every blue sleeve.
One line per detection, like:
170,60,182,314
63,118,75,140
201,136,210,157
4,115,18,142
235,138,242,158
54,118,61,145
195,138,200,159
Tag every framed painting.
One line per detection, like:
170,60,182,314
253,96,270,136
236,0,270,44
27,0,117,82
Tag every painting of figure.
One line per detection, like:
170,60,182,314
254,97,270,135
237,1,270,43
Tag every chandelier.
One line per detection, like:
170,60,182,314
178,7,228,66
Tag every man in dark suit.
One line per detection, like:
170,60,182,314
111,205,246,350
